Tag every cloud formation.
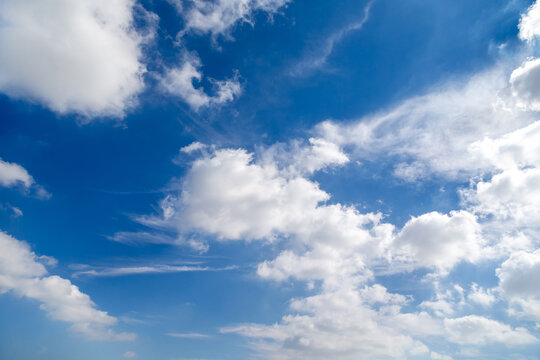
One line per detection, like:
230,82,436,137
160,54,242,110
444,315,537,346
0,0,148,118
0,158,34,188
0,231,134,341
181,0,290,39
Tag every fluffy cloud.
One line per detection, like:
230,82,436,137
467,283,496,307
222,286,439,360
497,250,540,321
444,315,537,346
0,0,148,118
463,121,540,241
518,0,540,42
0,158,50,198
178,147,330,240
176,146,396,290
510,58,540,111
0,158,34,188
260,137,349,175
182,0,290,39
160,55,242,110
393,211,484,273
0,231,134,341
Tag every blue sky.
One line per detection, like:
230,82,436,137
2,0,540,359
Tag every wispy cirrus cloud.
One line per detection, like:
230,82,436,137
289,0,375,76
166,332,210,339
72,264,209,278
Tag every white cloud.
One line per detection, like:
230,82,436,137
0,0,149,118
260,137,349,176
463,121,540,240
316,66,536,181
160,55,242,110
468,120,540,171
0,230,134,341
166,332,209,339
290,0,374,76
393,211,484,273
0,158,34,188
420,284,466,318
467,283,496,307
123,351,136,358
444,315,537,346
518,0,540,42
178,148,330,240
72,264,209,278
180,141,208,154
222,286,438,360
182,0,290,39
497,250,540,321
430,352,453,360
510,58,540,111
0,158,50,198
175,146,396,290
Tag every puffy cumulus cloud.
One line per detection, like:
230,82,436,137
259,137,349,176
393,211,484,273
464,121,540,238
469,120,540,171
518,0,540,42
222,286,440,360
127,143,487,358
316,67,536,181
466,167,540,226
175,146,394,289
444,315,537,346
0,231,134,341
496,250,540,321
0,158,34,188
510,58,540,111
160,55,242,110
182,0,290,39
420,284,466,318
467,283,496,307
0,0,149,118
0,158,50,199
179,148,329,240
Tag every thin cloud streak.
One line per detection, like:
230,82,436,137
72,264,238,278
290,0,375,76
166,332,210,339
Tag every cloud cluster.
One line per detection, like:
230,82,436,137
12,0,539,356
223,287,438,360
0,231,134,341
0,0,293,116
139,3,540,356
497,250,540,321
444,315,537,346
182,0,290,39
